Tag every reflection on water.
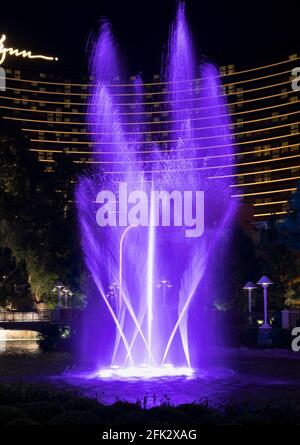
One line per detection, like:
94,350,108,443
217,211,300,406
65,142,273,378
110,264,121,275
0,340,39,355
1,339,300,408
50,361,300,407
0,330,39,355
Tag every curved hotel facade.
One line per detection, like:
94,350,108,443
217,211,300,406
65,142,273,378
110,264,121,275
0,53,299,221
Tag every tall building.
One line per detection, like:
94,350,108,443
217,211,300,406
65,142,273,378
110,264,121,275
0,53,299,221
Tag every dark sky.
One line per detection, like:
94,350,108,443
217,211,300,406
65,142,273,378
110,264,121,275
1,0,299,76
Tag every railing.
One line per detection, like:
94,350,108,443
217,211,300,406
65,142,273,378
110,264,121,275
0,309,78,323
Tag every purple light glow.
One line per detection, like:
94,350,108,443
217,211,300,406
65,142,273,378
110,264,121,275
96,365,194,380
76,2,238,374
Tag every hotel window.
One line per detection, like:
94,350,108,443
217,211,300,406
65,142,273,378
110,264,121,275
255,145,262,157
289,96,298,103
22,96,28,105
289,54,298,61
227,65,235,74
291,144,299,152
291,123,299,134
263,145,271,156
272,112,279,122
237,175,244,185
281,141,289,154
292,167,300,174
281,89,288,99
262,172,271,182
227,84,235,95
237,88,243,99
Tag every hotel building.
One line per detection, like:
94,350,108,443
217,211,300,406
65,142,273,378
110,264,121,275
0,53,299,221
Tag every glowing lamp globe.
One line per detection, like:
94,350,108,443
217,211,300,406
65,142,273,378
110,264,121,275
243,282,257,291
257,276,273,288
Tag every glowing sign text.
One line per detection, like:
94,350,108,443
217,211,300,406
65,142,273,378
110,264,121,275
0,34,58,65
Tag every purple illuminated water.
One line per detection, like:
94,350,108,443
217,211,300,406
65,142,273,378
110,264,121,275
76,3,238,375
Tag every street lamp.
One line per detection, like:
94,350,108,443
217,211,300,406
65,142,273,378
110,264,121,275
63,289,73,308
108,282,119,310
54,281,64,308
257,275,273,328
157,279,173,306
243,281,257,315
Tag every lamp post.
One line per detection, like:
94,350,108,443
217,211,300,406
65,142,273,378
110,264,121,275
243,282,257,315
257,275,273,328
63,289,73,308
157,279,173,307
108,282,119,311
54,281,64,308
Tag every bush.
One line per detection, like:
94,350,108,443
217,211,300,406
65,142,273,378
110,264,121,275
0,405,28,424
48,411,103,425
21,401,63,422
64,396,101,412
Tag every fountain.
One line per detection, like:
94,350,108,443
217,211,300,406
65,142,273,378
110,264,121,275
76,2,238,378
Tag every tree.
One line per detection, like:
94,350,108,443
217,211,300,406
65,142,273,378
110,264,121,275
0,120,83,307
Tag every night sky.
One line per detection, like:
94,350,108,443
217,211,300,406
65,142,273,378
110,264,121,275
1,0,299,76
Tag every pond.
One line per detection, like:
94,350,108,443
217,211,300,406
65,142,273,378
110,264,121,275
1,339,300,408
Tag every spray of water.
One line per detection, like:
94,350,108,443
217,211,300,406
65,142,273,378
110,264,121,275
76,2,238,375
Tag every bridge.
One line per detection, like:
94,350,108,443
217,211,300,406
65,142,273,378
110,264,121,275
0,309,80,332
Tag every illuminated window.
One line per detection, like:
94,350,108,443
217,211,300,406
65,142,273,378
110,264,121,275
291,123,299,134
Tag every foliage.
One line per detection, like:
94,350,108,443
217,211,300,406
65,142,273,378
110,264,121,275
0,120,83,306
0,383,299,425
0,247,32,309
260,183,300,308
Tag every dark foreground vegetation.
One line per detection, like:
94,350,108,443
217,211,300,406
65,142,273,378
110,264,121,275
0,383,299,426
